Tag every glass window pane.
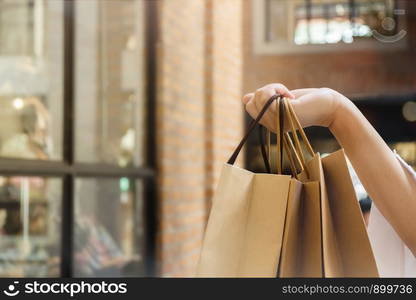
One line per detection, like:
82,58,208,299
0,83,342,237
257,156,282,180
0,176,62,277
0,0,63,160
266,0,397,46
73,178,145,277
74,0,146,167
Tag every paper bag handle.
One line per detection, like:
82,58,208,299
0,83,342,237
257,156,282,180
259,126,271,173
284,98,315,158
258,97,286,174
259,100,303,177
281,99,316,179
227,94,281,165
258,98,316,176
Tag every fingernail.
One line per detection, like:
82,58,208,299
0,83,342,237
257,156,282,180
242,94,253,104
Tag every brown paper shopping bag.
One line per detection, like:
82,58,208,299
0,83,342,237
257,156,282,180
278,178,304,277
322,149,379,277
196,164,291,277
197,96,299,277
283,98,378,277
258,100,322,278
278,179,322,277
305,152,344,277
277,100,323,278
299,181,322,277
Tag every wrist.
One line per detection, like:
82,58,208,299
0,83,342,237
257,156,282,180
328,91,356,134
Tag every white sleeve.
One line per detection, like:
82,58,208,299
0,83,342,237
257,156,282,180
367,151,416,277
394,150,416,180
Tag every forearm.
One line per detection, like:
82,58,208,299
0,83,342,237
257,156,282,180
329,93,416,254
291,88,319,98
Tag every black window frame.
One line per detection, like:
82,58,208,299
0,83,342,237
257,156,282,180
0,0,157,278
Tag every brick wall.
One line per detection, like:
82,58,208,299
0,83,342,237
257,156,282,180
205,0,244,209
243,0,416,97
156,0,244,277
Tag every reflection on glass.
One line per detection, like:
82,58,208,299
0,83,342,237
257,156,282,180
293,0,381,45
267,0,400,45
0,176,62,277
0,0,63,160
74,178,144,277
75,0,146,166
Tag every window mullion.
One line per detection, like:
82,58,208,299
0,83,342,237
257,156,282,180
61,0,75,278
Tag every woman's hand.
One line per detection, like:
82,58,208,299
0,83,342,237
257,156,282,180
242,83,346,132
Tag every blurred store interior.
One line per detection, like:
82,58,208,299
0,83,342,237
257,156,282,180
0,0,414,277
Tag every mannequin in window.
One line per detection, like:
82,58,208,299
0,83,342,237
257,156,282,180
1,97,52,160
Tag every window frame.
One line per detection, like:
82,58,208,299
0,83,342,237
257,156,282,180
0,0,157,277
253,0,408,55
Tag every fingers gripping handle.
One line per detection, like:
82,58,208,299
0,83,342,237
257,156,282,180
227,94,281,165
